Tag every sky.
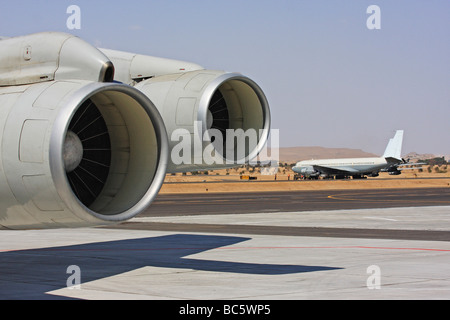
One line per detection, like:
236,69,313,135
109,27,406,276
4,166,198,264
1,0,449,156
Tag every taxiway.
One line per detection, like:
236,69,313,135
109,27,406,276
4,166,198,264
145,187,450,216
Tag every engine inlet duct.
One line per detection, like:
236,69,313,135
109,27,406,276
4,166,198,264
199,73,270,167
49,83,169,227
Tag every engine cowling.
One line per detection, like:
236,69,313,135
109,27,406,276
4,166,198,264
135,70,271,172
0,81,168,230
388,170,402,176
0,33,168,229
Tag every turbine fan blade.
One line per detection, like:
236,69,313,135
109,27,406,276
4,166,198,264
66,99,111,207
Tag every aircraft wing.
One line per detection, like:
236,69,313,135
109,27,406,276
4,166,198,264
397,163,425,171
385,161,425,171
397,162,426,167
313,165,359,175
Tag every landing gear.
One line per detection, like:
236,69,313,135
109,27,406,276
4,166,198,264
293,174,319,180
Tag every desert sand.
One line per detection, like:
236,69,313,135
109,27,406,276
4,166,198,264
160,166,450,194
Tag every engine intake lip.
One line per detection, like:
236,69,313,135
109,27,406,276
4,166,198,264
198,73,271,164
49,82,169,224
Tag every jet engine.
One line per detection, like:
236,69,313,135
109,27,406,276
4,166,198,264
102,50,271,172
388,169,402,176
135,71,270,172
0,33,168,229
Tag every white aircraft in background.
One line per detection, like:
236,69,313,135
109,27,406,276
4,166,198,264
292,130,420,180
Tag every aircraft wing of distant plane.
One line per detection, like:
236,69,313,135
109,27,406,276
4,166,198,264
382,160,425,173
312,165,360,174
397,163,426,169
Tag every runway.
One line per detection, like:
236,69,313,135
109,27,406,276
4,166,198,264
0,187,449,301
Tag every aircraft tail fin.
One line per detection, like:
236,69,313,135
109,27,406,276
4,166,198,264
383,130,404,162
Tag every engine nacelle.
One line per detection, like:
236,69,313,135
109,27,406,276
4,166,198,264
0,33,168,229
99,48,203,85
135,71,271,172
293,165,317,175
0,32,114,86
102,49,271,172
0,81,168,230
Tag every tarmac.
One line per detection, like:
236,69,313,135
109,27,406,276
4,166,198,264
0,205,449,300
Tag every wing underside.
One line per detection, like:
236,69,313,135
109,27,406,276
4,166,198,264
313,165,358,175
